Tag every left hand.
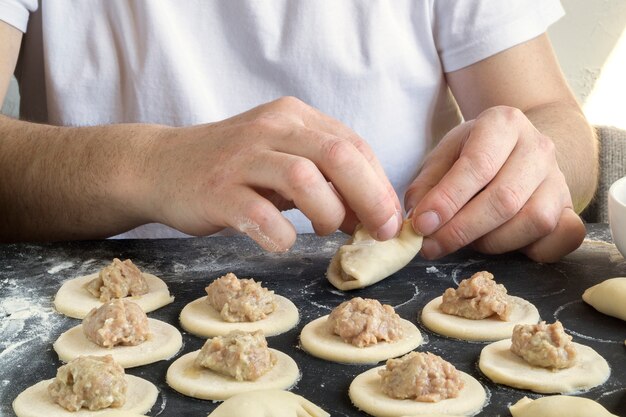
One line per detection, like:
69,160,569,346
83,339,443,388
404,106,585,263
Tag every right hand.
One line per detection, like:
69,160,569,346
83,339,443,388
138,97,402,251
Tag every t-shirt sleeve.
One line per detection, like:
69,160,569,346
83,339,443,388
0,0,38,32
432,0,564,72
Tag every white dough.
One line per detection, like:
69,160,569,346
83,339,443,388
54,273,174,319
582,277,626,321
420,296,540,341
179,295,299,337
509,395,618,417
207,389,330,417
479,339,610,394
12,374,158,417
327,220,423,291
349,366,486,417
53,318,182,368
299,315,423,364
166,349,300,401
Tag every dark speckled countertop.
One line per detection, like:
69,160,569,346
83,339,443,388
1,224,625,417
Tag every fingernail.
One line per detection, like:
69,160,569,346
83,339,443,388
421,238,443,259
406,206,415,218
376,212,400,241
415,211,441,235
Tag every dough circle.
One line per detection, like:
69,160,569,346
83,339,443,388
12,374,158,417
509,395,619,417
53,318,183,368
54,273,174,319
420,295,540,341
479,339,610,394
327,220,423,291
166,349,300,401
349,366,486,417
583,277,626,321
207,389,330,417
179,295,299,337
300,316,423,364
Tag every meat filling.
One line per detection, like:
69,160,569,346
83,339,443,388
510,321,577,369
82,299,150,348
440,271,511,320
48,355,127,411
205,272,276,322
327,297,403,347
194,330,276,381
85,258,149,302
379,351,464,402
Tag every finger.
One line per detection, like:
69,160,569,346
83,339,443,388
272,97,402,216
471,173,570,254
243,150,346,235
223,186,297,252
275,126,401,240
410,110,526,237
520,207,585,263
404,123,470,214
419,137,556,259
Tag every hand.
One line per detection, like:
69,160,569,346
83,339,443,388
404,106,585,263
140,97,402,251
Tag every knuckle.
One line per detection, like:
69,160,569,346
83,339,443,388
537,133,556,156
527,205,558,236
460,152,498,186
489,183,524,220
275,95,305,110
445,222,473,249
436,186,463,219
248,113,284,133
285,159,320,192
324,138,356,170
482,105,524,125
242,199,274,229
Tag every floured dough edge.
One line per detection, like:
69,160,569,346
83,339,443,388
53,318,183,368
166,349,300,401
509,395,619,417
479,339,610,394
54,273,174,319
208,389,330,417
179,294,299,337
12,374,158,417
327,220,423,291
349,366,486,417
300,316,423,364
582,277,626,321
420,295,540,342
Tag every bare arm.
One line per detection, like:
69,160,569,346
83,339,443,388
405,34,595,262
445,34,597,213
0,22,401,248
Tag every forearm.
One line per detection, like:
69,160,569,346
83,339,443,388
524,101,598,214
0,115,164,241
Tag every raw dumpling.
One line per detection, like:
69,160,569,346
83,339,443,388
207,389,329,417
327,220,422,290
509,395,618,417
582,277,626,321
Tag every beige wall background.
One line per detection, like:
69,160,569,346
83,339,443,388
3,1,626,129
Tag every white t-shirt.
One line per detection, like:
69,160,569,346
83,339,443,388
1,0,564,238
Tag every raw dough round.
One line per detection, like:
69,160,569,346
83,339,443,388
583,277,626,321
349,366,486,417
327,220,423,291
12,374,158,417
179,295,299,337
166,349,300,400
420,295,540,341
299,316,423,364
479,339,610,393
54,273,174,319
509,395,618,417
53,318,182,368
207,389,330,417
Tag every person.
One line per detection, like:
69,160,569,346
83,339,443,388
0,1,597,263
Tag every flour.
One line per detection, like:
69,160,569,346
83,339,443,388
46,261,74,275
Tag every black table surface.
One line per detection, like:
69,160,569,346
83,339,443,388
1,224,625,417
